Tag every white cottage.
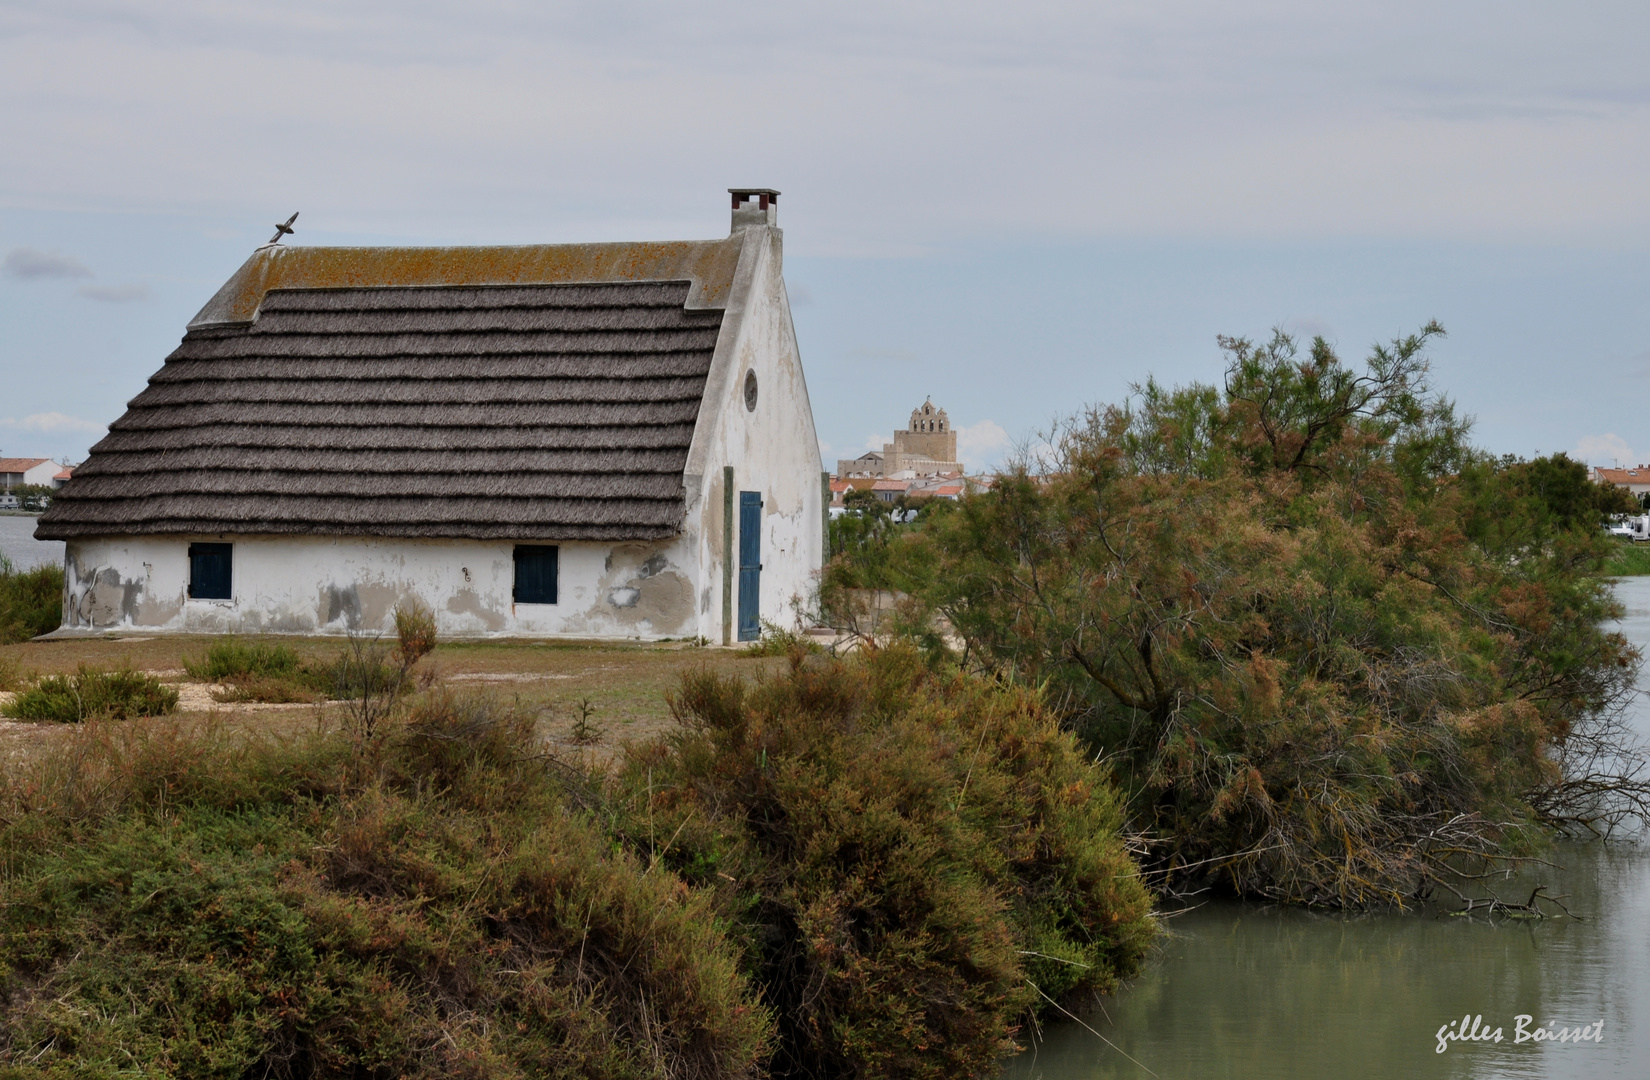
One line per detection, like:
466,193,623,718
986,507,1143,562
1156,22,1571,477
37,189,826,643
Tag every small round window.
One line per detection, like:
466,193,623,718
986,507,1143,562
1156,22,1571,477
744,369,758,411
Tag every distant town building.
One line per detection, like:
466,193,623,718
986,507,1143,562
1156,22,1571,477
871,478,910,503
1591,465,1650,498
0,458,68,491
836,397,966,478
827,471,974,514
837,450,884,477
907,474,964,500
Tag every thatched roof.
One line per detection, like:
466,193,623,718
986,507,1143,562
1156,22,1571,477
37,244,738,541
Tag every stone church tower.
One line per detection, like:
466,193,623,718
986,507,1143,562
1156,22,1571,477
834,398,966,477
883,398,964,474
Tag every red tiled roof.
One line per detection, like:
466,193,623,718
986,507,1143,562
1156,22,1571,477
1595,467,1650,484
0,458,52,473
871,479,910,492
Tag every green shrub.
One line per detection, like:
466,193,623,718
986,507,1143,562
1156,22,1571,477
182,637,425,707
183,638,301,682
211,675,324,704
616,648,1156,1079
185,638,325,704
0,695,771,1079
7,484,54,514
741,620,819,658
2,664,178,722
394,600,438,663
323,638,421,749
0,555,62,644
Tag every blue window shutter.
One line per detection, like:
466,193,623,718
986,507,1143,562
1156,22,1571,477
188,542,233,600
513,546,559,604
738,492,762,641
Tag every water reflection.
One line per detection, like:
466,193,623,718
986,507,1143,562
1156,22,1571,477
1003,577,1650,1079
0,514,61,571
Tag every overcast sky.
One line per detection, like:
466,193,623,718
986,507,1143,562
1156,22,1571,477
3,1,1649,469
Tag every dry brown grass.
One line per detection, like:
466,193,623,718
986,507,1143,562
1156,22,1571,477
0,635,785,771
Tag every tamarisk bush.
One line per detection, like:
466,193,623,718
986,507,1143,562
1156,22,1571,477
615,647,1155,1080
840,324,1649,908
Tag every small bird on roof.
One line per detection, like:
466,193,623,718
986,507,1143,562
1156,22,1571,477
266,212,299,245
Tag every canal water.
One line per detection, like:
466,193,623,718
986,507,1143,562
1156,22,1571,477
0,514,62,571
1003,577,1650,1080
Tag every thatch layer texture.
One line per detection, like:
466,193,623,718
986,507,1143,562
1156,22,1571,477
39,281,723,541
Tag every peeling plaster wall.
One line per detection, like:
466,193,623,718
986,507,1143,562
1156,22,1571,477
685,224,825,642
60,534,701,639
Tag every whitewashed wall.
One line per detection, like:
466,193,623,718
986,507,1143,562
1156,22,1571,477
684,223,825,643
60,533,702,639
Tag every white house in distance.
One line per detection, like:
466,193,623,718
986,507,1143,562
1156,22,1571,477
36,189,825,643
1590,465,1650,500
0,458,73,490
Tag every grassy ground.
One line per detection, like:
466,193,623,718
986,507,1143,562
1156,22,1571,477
0,634,786,766
1605,540,1650,576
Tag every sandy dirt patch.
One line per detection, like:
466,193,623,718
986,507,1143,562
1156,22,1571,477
446,672,575,683
171,682,332,714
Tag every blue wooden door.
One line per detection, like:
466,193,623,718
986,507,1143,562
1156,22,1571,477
738,491,762,641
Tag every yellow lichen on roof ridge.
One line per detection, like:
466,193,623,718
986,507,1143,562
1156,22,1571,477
189,237,744,329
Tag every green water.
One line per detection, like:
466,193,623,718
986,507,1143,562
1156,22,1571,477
1003,578,1650,1080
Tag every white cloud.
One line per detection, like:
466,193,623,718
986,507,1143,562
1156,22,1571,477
76,282,150,302
957,419,1011,471
3,246,92,280
0,412,109,435
1573,433,1635,467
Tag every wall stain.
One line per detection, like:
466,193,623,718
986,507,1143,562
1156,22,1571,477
446,587,506,632
322,584,362,629
67,559,145,630
355,582,403,631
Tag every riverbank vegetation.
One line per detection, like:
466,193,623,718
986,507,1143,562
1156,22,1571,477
614,647,1154,1079
0,641,1152,1077
1604,540,1650,576
827,323,1650,908
0,556,62,645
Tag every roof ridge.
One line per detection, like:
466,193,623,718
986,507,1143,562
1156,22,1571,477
189,239,744,330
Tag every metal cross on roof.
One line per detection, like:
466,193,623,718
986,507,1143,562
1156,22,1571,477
266,212,299,246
